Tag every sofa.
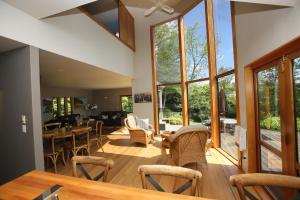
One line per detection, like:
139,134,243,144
98,111,127,127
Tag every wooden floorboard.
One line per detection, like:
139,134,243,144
50,128,242,200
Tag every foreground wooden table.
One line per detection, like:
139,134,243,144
0,171,212,200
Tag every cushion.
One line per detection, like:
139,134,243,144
145,130,153,136
102,115,109,120
127,115,137,128
136,118,149,130
170,125,208,142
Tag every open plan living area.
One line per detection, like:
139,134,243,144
1,0,300,199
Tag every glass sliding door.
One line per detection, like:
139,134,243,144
256,65,283,173
217,74,237,159
293,56,300,172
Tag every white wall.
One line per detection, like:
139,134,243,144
234,1,300,171
92,88,132,112
0,1,134,78
235,2,300,128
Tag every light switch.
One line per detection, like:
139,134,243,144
22,124,27,133
21,115,26,124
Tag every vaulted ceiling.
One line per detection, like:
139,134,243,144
3,0,96,19
3,0,297,20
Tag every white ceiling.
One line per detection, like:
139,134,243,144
231,0,296,7
3,0,97,19
40,50,132,89
0,36,26,54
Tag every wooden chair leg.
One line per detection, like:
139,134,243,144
61,151,66,166
98,139,104,152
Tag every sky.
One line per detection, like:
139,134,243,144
183,0,235,73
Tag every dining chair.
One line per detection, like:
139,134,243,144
90,121,105,152
138,165,202,196
87,119,96,133
43,133,66,173
71,127,91,156
44,122,62,131
230,173,300,200
71,156,114,182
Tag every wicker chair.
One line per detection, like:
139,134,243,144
124,116,154,147
162,126,209,166
230,173,300,200
138,165,202,196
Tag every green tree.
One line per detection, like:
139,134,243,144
154,21,181,83
121,96,133,113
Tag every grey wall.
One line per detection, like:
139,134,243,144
0,46,44,184
41,87,94,121
235,1,300,172
92,88,132,112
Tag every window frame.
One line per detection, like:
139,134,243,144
150,0,240,164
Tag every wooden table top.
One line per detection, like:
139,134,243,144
43,127,92,139
0,171,212,200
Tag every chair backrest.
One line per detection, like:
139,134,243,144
72,156,114,182
171,126,208,155
42,133,56,154
72,127,91,147
124,115,136,129
87,119,96,129
230,173,300,200
96,120,103,137
44,122,61,131
138,165,202,196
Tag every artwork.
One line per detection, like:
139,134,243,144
74,97,88,108
42,98,53,113
134,93,152,103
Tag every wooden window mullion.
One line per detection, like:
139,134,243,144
205,0,220,147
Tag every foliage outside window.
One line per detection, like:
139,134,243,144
152,0,238,148
293,57,300,163
155,21,181,84
121,95,133,113
52,97,73,118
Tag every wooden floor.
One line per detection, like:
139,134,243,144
51,128,242,200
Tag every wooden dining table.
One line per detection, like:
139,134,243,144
43,126,92,139
0,171,212,200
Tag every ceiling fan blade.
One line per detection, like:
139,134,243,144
144,6,159,17
161,5,174,14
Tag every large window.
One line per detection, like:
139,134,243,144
213,0,238,160
154,20,183,132
184,1,211,129
151,0,238,160
52,97,73,118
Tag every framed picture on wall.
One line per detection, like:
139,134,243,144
42,98,53,113
74,97,88,109
134,93,152,103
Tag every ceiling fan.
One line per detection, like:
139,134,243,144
144,0,175,17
